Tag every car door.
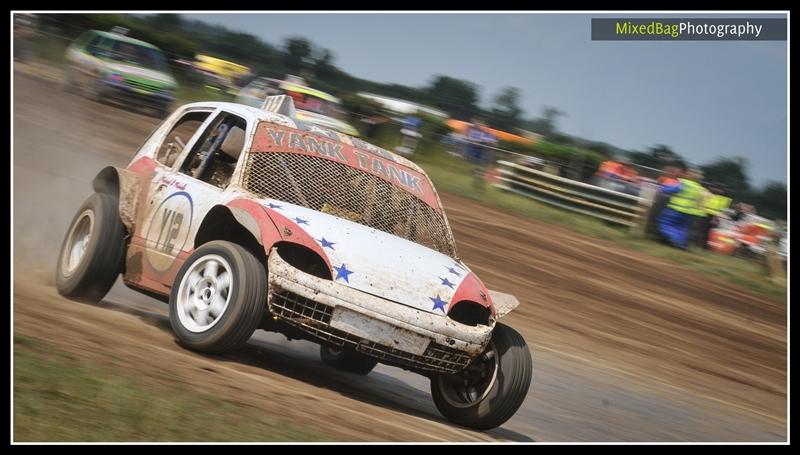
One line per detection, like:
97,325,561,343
140,108,251,287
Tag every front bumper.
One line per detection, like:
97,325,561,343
103,81,173,108
267,249,493,374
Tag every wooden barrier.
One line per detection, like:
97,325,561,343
494,160,654,227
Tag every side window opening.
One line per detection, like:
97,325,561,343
73,31,93,50
155,111,212,167
85,34,103,56
180,113,247,189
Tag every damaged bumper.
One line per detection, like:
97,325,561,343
267,249,493,374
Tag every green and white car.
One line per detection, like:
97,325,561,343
65,29,177,117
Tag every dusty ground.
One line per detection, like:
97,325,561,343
12,62,787,442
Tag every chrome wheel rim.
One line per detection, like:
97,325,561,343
61,209,94,276
437,341,499,408
176,254,233,333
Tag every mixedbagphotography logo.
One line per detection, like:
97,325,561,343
592,18,787,41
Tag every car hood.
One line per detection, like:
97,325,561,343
104,62,176,87
259,199,470,315
296,110,360,137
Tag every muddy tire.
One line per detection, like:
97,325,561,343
169,240,266,354
430,323,532,430
320,345,378,375
56,193,126,303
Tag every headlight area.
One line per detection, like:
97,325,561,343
104,72,125,86
447,300,494,327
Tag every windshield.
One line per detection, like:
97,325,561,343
105,41,168,72
285,91,344,120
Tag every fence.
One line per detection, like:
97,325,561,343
494,159,656,228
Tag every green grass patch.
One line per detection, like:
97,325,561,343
174,80,234,105
13,335,329,442
415,151,787,301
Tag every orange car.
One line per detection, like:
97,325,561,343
708,216,774,256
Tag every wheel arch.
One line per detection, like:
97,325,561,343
194,204,271,267
194,202,331,276
92,166,142,233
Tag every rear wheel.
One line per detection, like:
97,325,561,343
169,241,266,354
430,323,532,430
56,193,126,303
320,345,378,375
64,66,79,92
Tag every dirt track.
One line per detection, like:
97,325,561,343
13,63,787,442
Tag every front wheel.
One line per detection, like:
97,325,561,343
153,102,171,119
169,241,266,354
430,323,532,430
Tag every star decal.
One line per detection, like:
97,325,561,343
430,295,448,313
333,264,354,283
439,276,455,289
267,202,282,209
445,266,462,277
318,237,336,250
293,216,310,225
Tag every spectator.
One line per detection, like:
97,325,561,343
465,119,497,191
592,156,640,195
697,183,732,249
731,202,754,222
645,163,683,238
360,112,389,140
657,168,707,250
617,158,641,196
395,115,423,158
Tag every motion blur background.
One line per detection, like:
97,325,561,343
12,12,787,442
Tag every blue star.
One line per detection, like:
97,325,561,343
445,266,462,277
333,264,353,283
293,216,310,225
267,202,282,209
430,295,448,313
318,237,336,250
439,277,455,289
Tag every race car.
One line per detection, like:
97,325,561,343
235,76,361,137
55,96,532,430
708,213,779,259
64,28,177,117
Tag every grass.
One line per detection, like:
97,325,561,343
414,150,787,301
13,335,328,442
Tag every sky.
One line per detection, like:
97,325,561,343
183,12,788,186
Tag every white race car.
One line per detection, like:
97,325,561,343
56,96,532,430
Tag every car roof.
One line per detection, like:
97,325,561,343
91,30,160,50
181,101,427,175
279,82,340,103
